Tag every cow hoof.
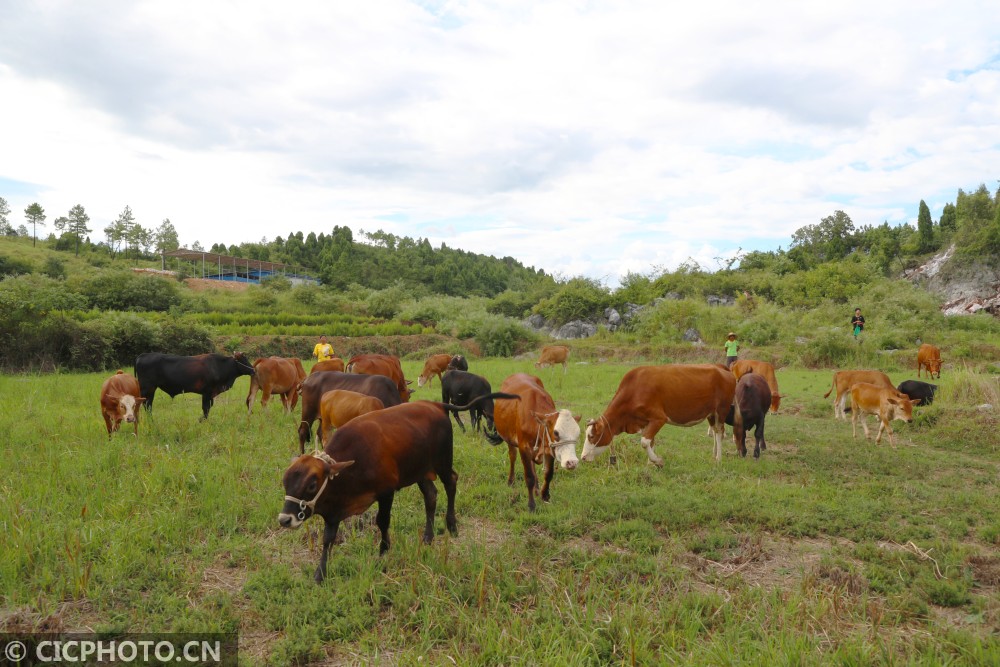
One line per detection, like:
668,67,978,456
651,458,664,468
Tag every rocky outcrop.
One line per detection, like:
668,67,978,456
904,245,1000,316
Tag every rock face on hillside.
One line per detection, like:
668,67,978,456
904,245,1000,316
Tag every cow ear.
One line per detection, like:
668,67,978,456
573,414,582,423
329,460,354,478
136,397,147,404
911,398,922,406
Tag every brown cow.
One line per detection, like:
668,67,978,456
730,359,782,413
493,373,580,511
310,358,346,374
917,344,942,379
100,370,145,437
279,394,514,582
246,356,307,414
318,390,385,443
346,353,412,402
823,370,896,420
417,354,453,388
297,371,403,453
582,364,738,465
850,382,919,448
727,372,771,458
534,345,570,374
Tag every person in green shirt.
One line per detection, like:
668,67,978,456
312,335,335,362
724,332,740,368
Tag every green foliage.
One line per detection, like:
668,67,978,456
0,273,87,320
473,315,536,356
772,257,874,307
916,199,935,254
80,271,182,312
0,253,33,277
487,289,535,318
260,275,292,291
365,281,413,319
533,277,610,325
42,256,66,279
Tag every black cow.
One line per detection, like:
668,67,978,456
135,352,256,420
447,355,469,372
725,371,771,459
441,370,495,434
897,380,938,406
298,371,403,453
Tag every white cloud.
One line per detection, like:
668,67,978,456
1,0,999,286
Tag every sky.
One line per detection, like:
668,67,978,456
1,1,999,286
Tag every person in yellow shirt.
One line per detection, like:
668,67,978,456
313,335,335,362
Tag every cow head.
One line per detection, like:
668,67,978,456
447,355,467,371
278,452,354,529
117,394,146,424
581,416,612,462
233,352,256,376
885,395,918,424
928,359,942,379
534,409,580,470
770,393,782,414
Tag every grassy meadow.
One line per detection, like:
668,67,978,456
1,357,999,665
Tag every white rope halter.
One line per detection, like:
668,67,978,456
284,451,341,520
532,412,576,463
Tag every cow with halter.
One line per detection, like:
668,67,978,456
279,394,517,583
491,373,580,511
582,364,738,466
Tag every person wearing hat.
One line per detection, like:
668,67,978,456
724,332,740,368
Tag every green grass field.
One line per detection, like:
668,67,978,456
1,358,998,665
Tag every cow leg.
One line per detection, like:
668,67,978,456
261,388,272,411
453,411,466,432
753,421,764,459
288,389,299,413
245,384,256,415
375,491,395,554
315,518,341,584
520,449,538,512
539,454,554,503
735,423,747,458
200,395,213,420
443,469,458,536
298,419,312,454
641,436,665,467
417,480,437,545
141,387,156,413
103,412,114,438
507,444,518,485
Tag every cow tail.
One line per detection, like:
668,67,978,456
731,395,744,437
823,376,835,399
484,429,504,446
440,392,520,414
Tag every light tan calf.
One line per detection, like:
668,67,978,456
850,382,919,448
535,345,570,374
417,354,453,388
824,370,895,420
319,389,385,443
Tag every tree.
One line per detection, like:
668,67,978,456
66,204,92,256
114,205,136,260
939,203,957,233
0,197,11,236
191,240,204,251
790,210,857,265
24,202,46,247
916,200,934,253
103,219,126,258
155,218,180,253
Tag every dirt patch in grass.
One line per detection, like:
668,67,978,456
184,278,250,292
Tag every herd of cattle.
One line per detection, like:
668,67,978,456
97,341,943,582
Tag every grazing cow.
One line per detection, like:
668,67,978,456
279,395,515,582
318,390,385,443
850,382,919,448
346,353,412,402
100,370,145,437
897,380,938,406
582,364,738,465
246,356,306,414
441,369,496,434
417,354,453,388
917,344,943,379
730,359,782,413
447,355,468,372
726,372,771,458
492,373,580,511
310,358,346,374
297,371,403,453
823,370,896,420
135,352,255,420
534,345,570,374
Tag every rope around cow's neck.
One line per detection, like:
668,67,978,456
284,451,341,520
532,412,576,461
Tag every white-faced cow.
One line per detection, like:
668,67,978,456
850,382,919,448
492,373,580,511
100,370,145,437
582,364,738,465
135,352,255,420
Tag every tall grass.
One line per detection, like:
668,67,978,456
1,361,998,665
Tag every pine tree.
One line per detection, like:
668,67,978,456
917,200,934,253
24,203,46,247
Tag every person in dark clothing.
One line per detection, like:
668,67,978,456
851,308,865,338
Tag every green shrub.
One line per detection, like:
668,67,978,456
365,281,412,319
80,271,181,312
0,274,88,321
533,277,610,325
157,319,215,355
474,316,535,357
0,254,34,277
488,289,535,319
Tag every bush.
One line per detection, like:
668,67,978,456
0,254,33,277
80,271,181,312
366,282,413,319
0,274,88,321
157,319,214,355
473,316,536,357
533,277,610,325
